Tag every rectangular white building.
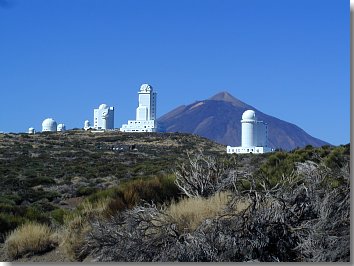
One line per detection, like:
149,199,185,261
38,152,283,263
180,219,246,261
94,104,114,130
120,84,158,132
227,146,273,154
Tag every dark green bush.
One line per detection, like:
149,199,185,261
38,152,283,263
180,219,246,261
0,213,26,238
77,186,98,197
50,208,67,224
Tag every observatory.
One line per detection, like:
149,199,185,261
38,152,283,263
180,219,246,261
120,84,158,132
57,124,66,132
42,118,57,132
28,127,36,134
93,104,114,130
227,110,273,154
84,120,91,131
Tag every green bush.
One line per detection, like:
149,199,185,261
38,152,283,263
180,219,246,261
87,175,179,217
77,186,98,197
50,208,67,224
0,213,27,238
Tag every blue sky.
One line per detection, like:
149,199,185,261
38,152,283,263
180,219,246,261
0,0,349,145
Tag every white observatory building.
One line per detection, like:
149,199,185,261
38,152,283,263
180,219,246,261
93,104,114,130
42,118,57,132
120,84,158,132
227,110,273,154
84,120,91,131
57,123,66,132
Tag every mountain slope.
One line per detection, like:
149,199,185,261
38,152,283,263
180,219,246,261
158,92,329,150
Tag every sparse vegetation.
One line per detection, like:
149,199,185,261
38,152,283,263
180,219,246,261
82,156,350,262
0,131,350,262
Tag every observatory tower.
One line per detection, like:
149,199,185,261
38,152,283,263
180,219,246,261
93,104,114,130
84,120,91,131
227,110,273,154
120,84,158,132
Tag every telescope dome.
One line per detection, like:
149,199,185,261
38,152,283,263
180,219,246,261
242,110,256,121
42,118,57,132
99,104,108,110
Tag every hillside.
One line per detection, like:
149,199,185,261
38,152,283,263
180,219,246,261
0,131,349,262
158,91,329,150
0,130,225,208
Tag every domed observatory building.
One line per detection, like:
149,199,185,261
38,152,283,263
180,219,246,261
42,118,57,132
93,104,114,130
227,110,273,154
120,84,158,132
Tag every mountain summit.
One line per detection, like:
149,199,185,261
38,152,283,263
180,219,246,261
208,91,248,108
158,91,329,150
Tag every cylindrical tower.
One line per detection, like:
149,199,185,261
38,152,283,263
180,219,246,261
102,111,108,130
241,110,256,147
84,120,90,130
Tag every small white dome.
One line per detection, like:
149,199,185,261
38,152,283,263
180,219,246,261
99,104,108,110
42,118,57,132
242,110,256,121
140,84,152,92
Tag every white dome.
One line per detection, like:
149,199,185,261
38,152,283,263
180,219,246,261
242,110,256,121
42,118,57,132
99,104,108,110
140,84,152,92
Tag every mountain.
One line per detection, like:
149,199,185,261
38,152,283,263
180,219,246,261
158,91,329,150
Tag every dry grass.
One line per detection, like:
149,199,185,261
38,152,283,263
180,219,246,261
60,198,109,261
166,191,236,232
4,222,58,260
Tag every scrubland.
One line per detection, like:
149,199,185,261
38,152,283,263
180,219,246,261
0,131,350,262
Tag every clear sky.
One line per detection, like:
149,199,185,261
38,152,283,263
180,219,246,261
0,0,349,145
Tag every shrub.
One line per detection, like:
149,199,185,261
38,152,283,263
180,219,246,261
61,198,109,261
77,186,97,196
88,175,180,217
24,207,49,224
174,151,236,198
0,213,27,241
50,208,67,225
83,160,350,262
4,222,58,259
